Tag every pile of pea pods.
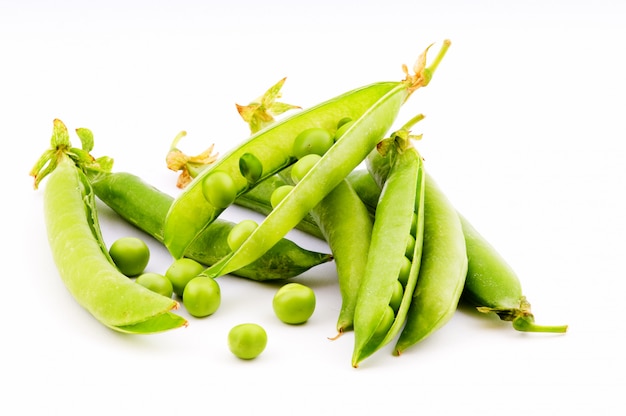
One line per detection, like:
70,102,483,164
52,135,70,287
31,40,567,366
162,40,567,367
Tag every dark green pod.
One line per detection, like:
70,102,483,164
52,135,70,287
90,172,332,281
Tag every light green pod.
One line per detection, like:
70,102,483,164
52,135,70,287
394,175,468,354
351,146,425,367
43,158,186,333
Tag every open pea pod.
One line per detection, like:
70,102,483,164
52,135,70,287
32,120,187,334
351,137,426,367
164,41,451,259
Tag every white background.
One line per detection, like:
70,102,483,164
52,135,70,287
2,1,625,414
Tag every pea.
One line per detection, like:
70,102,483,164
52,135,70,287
272,283,316,325
166,258,205,297
109,237,150,277
202,171,237,208
227,219,258,251
227,323,268,360
372,305,395,340
290,154,321,184
292,127,333,159
270,185,294,208
334,119,355,140
398,256,412,287
405,234,416,260
389,280,404,313
183,275,221,318
239,152,263,184
136,272,173,298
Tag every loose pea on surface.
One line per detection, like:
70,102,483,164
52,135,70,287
183,275,221,318
292,127,334,159
272,282,316,325
228,323,268,360
136,272,173,298
166,258,206,297
109,236,150,277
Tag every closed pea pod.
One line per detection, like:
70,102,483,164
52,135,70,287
164,40,451,260
460,216,568,333
88,170,332,281
30,120,186,334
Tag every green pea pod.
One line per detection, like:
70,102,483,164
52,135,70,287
394,175,467,354
164,41,451,260
90,171,333,281
277,166,373,335
345,170,567,333
460,216,568,332
352,145,425,367
32,123,186,334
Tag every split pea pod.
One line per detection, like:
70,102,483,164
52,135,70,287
164,40,451,260
31,120,186,334
89,171,333,281
193,42,450,279
352,131,426,367
394,174,467,354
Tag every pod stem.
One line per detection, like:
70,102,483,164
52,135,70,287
477,296,568,333
402,39,451,95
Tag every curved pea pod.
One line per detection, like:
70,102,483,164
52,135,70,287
41,158,186,333
164,40,451,260
351,146,425,367
394,175,468,354
90,171,332,281
460,216,568,333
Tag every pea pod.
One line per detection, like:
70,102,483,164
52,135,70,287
394,174,467,354
351,117,426,367
164,40,451,260
460,216,568,332
89,171,333,281
31,120,186,334
345,170,567,333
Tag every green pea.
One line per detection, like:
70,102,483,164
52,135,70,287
227,323,268,360
227,219,258,251
290,154,321,184
183,275,221,318
166,258,205,298
398,256,412,287
136,272,173,298
202,171,237,208
270,185,294,208
292,127,333,159
109,237,150,277
272,283,316,325
405,234,416,260
372,305,395,340
334,119,355,140
239,152,263,184
336,117,353,129
389,280,404,313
